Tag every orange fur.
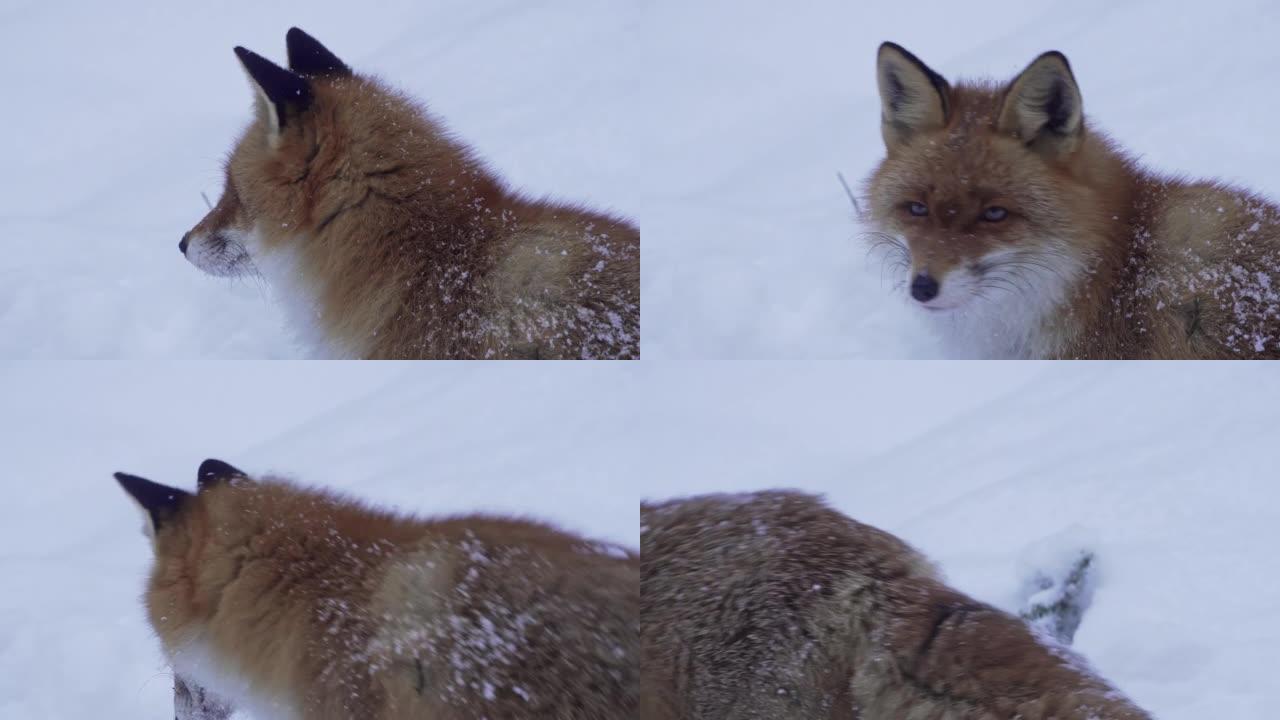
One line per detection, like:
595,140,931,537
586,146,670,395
184,31,639,359
126,468,637,719
642,491,1151,719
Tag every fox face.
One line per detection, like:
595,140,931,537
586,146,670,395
865,44,1105,354
180,29,488,288
182,173,254,277
180,28,353,279
178,27,640,359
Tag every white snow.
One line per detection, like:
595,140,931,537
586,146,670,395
1015,525,1100,642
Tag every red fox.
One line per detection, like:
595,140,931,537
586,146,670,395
181,28,640,359
115,459,638,719
865,43,1280,358
642,492,1151,719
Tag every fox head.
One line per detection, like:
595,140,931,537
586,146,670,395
180,29,346,277
180,28,486,281
865,43,1110,330
114,460,255,641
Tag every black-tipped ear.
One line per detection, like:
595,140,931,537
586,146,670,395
286,27,351,78
997,51,1084,158
877,42,951,151
234,46,312,135
197,458,248,490
115,473,191,533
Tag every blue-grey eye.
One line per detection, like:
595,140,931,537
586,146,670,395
908,201,928,217
982,206,1009,222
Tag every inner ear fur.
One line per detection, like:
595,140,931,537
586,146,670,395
877,42,951,150
997,51,1084,157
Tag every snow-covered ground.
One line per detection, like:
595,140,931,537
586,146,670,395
1,362,1277,717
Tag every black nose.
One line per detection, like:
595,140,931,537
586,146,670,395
910,273,939,302
179,233,190,254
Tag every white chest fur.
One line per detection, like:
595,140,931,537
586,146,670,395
923,242,1083,359
170,640,299,720
248,228,365,359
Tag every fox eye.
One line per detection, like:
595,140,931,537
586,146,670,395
907,201,929,217
982,206,1009,222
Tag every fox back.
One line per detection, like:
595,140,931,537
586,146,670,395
117,460,638,720
641,491,1150,719
864,43,1280,358
183,29,639,359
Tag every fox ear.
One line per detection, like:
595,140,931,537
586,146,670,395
877,42,950,151
197,458,249,491
114,472,192,540
286,27,352,78
998,51,1084,158
234,46,312,145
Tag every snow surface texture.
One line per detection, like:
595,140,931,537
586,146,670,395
0,1,638,358
1,362,1277,718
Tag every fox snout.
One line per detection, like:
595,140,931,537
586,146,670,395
906,253,971,310
181,228,255,278
183,178,257,277
910,273,940,302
